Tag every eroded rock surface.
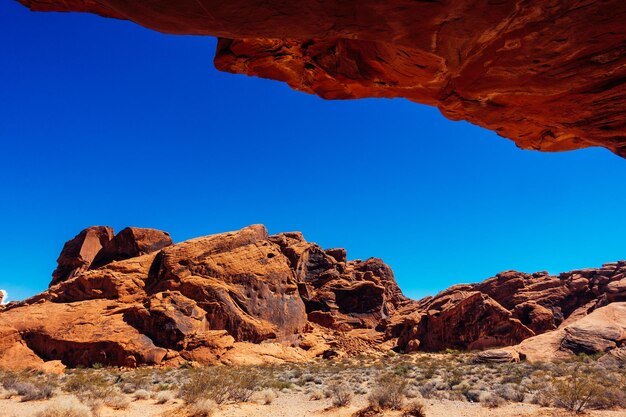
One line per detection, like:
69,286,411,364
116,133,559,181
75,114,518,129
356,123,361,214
17,0,626,156
51,226,114,286
479,302,626,363
0,225,404,370
1,224,626,370
391,263,626,355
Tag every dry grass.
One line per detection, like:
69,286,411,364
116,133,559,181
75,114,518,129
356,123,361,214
328,382,353,407
35,396,91,417
368,373,407,410
156,390,174,404
402,401,427,417
186,399,218,417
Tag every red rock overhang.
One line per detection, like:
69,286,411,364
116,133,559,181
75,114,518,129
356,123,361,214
17,0,626,157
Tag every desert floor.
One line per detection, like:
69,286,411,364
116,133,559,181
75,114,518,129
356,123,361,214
1,393,625,417
0,353,625,416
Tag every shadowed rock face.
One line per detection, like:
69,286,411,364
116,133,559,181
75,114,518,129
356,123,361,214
1,224,626,371
17,0,626,157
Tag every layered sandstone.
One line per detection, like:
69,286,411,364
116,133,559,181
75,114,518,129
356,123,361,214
389,263,626,354
1,224,625,371
17,0,626,156
0,225,404,370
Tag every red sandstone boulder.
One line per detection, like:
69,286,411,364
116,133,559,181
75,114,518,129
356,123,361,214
90,227,172,269
50,226,114,286
478,302,626,363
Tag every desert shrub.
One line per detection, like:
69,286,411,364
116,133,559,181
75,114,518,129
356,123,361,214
494,383,525,402
17,381,54,401
418,381,436,399
329,382,353,407
309,389,324,400
463,389,481,402
179,367,260,405
133,389,151,400
402,401,427,417
35,396,91,417
179,368,231,405
479,392,505,408
104,392,131,410
156,391,174,404
548,366,607,412
80,397,103,417
368,373,406,410
227,370,258,402
63,370,111,398
187,399,217,417
260,389,276,405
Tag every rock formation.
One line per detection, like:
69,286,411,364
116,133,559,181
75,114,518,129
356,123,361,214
1,224,625,371
390,263,626,354
16,0,626,157
0,225,405,370
51,226,114,286
0,290,6,305
476,302,626,363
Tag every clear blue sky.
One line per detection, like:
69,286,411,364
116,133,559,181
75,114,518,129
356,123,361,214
2,1,626,302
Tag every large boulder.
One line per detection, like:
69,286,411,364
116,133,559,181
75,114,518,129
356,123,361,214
90,227,172,269
50,226,114,286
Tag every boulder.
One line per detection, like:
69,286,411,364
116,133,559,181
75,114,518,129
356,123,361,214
50,226,114,286
90,227,172,269
474,349,520,364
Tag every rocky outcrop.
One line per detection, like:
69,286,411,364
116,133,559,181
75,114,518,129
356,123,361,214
1,224,626,370
391,262,626,354
50,226,171,286
270,232,407,331
0,225,404,370
17,0,626,157
478,302,626,363
0,290,6,305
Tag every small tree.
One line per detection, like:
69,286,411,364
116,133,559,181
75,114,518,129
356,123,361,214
549,365,603,413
